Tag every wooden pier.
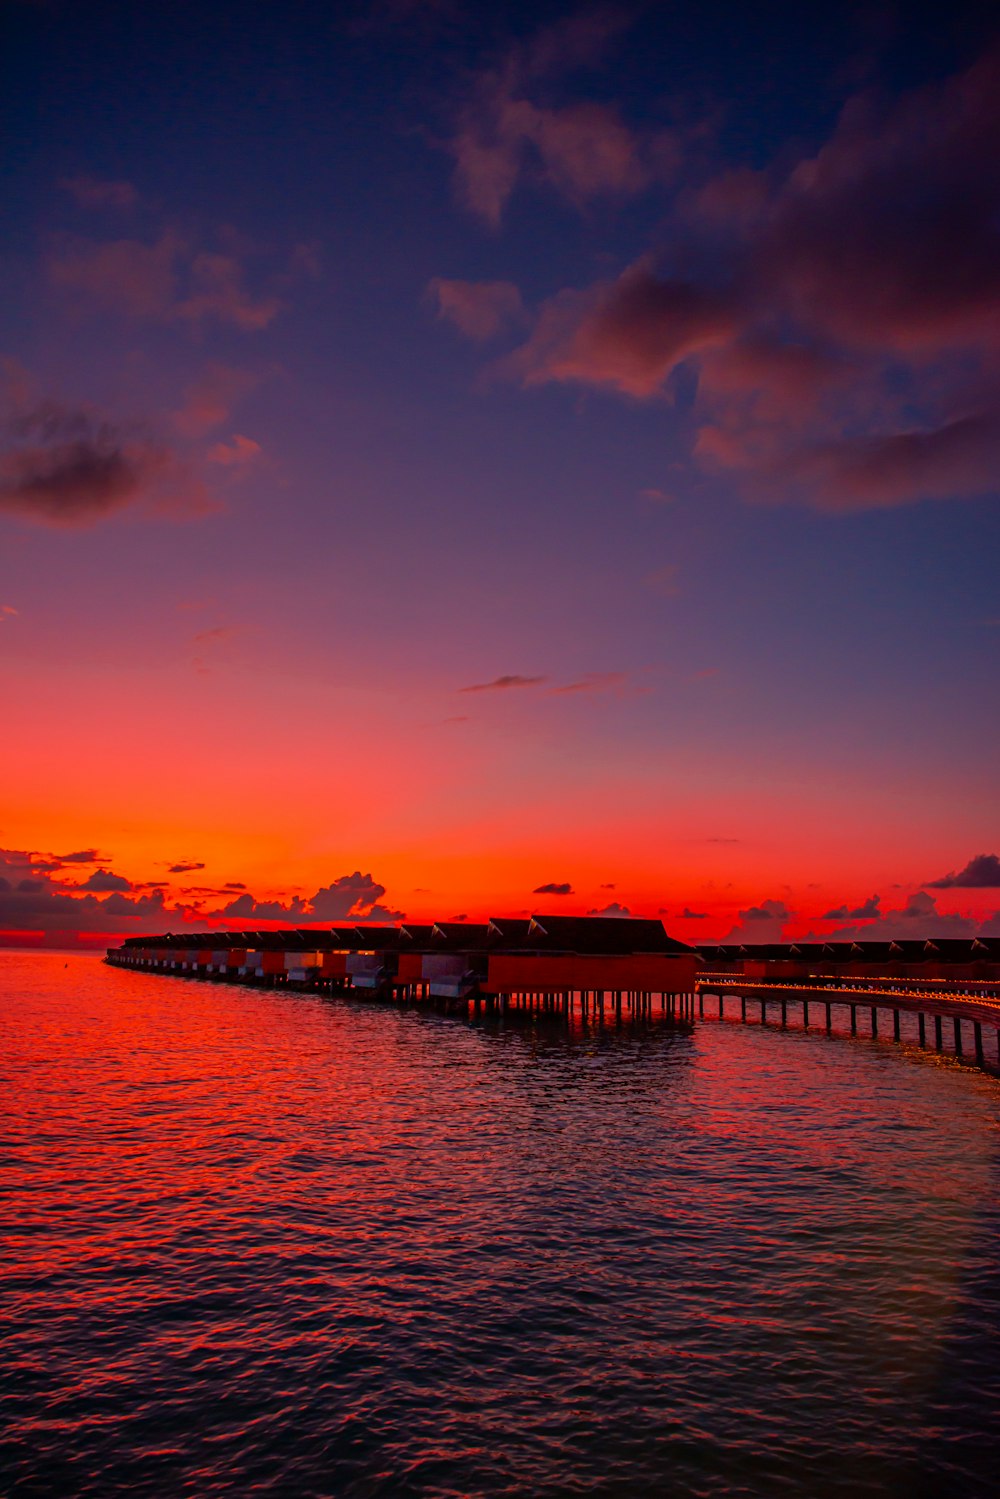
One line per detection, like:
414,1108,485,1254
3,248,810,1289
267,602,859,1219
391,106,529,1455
694,973,1000,1069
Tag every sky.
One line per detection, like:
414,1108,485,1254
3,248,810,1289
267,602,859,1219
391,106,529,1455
1,0,999,947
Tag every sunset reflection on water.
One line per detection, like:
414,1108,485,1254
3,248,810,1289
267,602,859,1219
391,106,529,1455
2,951,999,1497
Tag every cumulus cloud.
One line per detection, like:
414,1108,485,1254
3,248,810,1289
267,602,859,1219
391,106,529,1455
587,902,632,917
928,853,1000,888
216,891,304,922
77,869,133,893
451,13,653,226
428,278,525,340
0,848,407,938
742,899,792,922
505,43,1000,511
722,898,793,942
459,673,547,693
821,894,881,920
0,848,168,933
210,871,404,925
308,872,397,922
533,881,573,895
819,890,991,942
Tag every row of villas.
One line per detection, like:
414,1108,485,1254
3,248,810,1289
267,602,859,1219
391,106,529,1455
106,923,1000,996
108,916,700,999
700,938,1000,984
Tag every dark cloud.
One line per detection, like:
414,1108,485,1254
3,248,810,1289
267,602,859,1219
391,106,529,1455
309,872,394,922
0,848,410,938
681,907,708,919
0,421,168,525
587,902,632,917
818,890,988,942
364,904,406,923
459,674,547,693
216,891,304,922
209,871,403,925
533,881,573,895
600,882,616,889
507,43,1000,511
928,853,1000,888
821,894,881,920
721,898,793,942
168,861,206,874
0,848,168,932
741,899,792,922
224,881,246,890
77,869,133,893
0,370,204,528
55,849,105,863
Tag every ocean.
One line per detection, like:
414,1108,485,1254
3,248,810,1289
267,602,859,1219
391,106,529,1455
2,950,999,1497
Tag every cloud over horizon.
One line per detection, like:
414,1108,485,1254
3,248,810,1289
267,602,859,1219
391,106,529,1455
928,853,1000,888
0,850,405,936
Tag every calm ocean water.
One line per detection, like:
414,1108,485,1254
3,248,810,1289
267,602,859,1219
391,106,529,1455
2,951,999,1498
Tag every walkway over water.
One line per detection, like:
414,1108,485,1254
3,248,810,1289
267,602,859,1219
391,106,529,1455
695,972,1000,1069
107,920,1000,1075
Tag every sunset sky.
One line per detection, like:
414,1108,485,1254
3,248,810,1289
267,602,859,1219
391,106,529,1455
2,0,998,947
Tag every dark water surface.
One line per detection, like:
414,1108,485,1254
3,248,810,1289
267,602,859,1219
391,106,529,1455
2,952,999,1497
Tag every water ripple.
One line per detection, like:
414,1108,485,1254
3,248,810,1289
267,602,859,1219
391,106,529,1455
1,951,999,1497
